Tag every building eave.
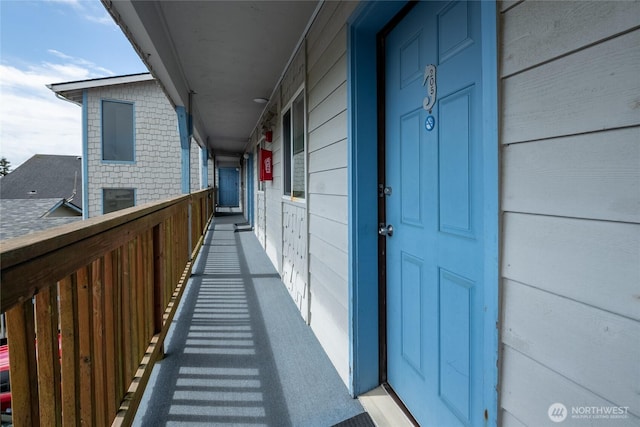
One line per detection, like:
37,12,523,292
47,72,154,104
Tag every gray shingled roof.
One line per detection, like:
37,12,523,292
0,198,82,240
0,154,82,209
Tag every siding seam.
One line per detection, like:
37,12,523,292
502,343,639,418
501,25,640,79
502,278,640,322
502,124,640,147
502,210,640,226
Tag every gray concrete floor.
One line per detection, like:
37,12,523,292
134,214,365,426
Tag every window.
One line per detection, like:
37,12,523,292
283,91,305,199
102,100,134,162
257,145,265,192
103,188,135,214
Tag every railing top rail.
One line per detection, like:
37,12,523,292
0,189,212,313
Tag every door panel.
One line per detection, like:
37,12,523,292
438,87,473,237
219,167,239,207
384,2,484,425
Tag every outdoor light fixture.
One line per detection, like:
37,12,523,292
253,97,269,104
243,153,250,159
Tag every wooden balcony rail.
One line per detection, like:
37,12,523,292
0,188,214,426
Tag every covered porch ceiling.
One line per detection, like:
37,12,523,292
102,0,320,160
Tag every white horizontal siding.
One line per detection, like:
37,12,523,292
308,81,347,133
308,25,347,91
305,0,352,387
243,0,355,387
499,1,640,424
502,279,640,414
308,110,347,153
308,139,347,174
306,1,357,71
501,346,640,427
308,214,347,251
501,410,526,427
501,29,640,144
502,213,640,321
502,128,640,223
308,54,347,112
308,193,348,224
264,121,282,270
309,234,348,282
501,0,640,77
309,168,348,197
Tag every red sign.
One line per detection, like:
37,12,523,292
260,149,273,181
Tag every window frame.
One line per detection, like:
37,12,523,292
102,188,136,214
281,86,306,201
101,99,136,163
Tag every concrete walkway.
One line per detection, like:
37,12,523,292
134,215,365,426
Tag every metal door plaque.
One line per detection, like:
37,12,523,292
422,64,437,112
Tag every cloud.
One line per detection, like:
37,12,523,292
45,0,82,8
84,13,114,26
0,61,85,168
0,1,131,170
45,0,115,27
48,49,115,77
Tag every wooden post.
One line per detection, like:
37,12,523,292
76,266,94,425
91,258,107,426
103,251,117,420
188,201,193,260
59,275,80,425
5,300,40,426
153,224,165,360
121,243,132,387
35,285,62,426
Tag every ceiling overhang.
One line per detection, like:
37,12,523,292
101,0,320,158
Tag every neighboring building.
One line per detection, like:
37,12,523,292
103,2,640,426
48,73,214,218
0,154,82,240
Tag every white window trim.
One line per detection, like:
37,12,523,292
101,98,136,164
281,85,307,204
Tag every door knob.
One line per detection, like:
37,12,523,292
379,224,394,237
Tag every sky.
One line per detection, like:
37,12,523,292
0,0,147,169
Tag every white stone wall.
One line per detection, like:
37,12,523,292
86,80,182,217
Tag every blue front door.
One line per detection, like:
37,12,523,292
384,2,487,425
219,167,239,207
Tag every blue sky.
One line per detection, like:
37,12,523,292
0,0,147,169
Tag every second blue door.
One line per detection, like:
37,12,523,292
218,167,239,207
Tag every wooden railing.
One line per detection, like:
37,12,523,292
0,188,214,426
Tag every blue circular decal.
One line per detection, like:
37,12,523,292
425,115,435,131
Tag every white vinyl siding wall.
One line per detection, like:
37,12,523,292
498,1,640,425
249,98,283,271
245,1,357,386
305,1,357,385
266,110,283,271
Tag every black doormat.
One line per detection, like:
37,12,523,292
234,223,253,232
332,412,376,427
